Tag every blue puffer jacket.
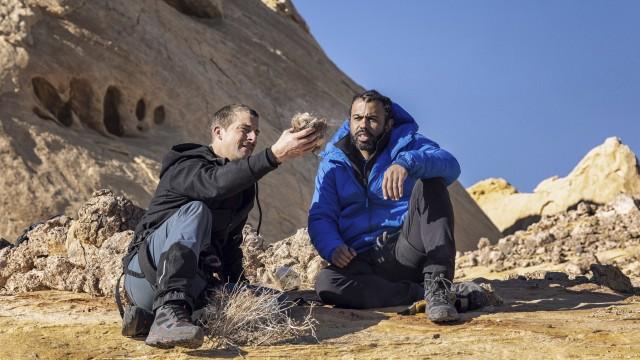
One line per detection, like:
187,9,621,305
308,103,461,262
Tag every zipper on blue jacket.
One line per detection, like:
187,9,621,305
363,161,373,234
362,162,369,208
364,178,369,208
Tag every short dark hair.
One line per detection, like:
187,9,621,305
210,104,258,134
350,89,392,120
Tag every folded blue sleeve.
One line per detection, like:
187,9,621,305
308,160,345,262
393,135,461,185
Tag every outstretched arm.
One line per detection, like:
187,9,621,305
166,127,322,201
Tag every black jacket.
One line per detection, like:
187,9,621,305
131,143,278,282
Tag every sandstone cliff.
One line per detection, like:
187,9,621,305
468,137,640,234
0,0,498,250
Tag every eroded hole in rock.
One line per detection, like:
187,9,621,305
31,77,72,127
153,105,166,125
69,78,94,128
32,106,55,121
103,86,125,136
135,99,146,121
57,102,73,127
163,0,223,19
32,77,62,111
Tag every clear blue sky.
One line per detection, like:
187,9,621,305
295,0,640,192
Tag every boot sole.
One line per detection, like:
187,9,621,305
145,328,205,349
427,309,460,323
145,336,204,349
429,315,460,323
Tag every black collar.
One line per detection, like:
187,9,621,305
335,130,392,184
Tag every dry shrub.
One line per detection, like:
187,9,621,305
199,283,317,349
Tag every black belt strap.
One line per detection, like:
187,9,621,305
115,235,157,319
138,239,158,289
114,272,126,318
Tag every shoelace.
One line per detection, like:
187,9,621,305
425,274,454,304
166,304,192,323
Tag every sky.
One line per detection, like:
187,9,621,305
295,0,640,192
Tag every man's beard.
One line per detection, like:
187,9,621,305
351,130,379,153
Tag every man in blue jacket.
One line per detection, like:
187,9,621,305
309,90,461,322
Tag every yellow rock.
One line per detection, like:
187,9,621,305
468,137,640,234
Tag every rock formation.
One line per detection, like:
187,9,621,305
2,185,638,311
449,181,502,249
456,194,640,282
0,0,359,243
0,0,498,250
469,137,640,234
0,189,142,296
0,189,498,296
242,225,326,290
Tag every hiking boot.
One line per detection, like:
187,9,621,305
424,273,459,323
145,301,204,349
122,305,154,338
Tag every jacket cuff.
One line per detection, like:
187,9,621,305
320,241,343,263
265,147,280,168
393,157,412,176
247,148,278,179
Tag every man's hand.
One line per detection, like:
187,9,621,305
271,127,320,164
382,164,408,201
331,244,357,268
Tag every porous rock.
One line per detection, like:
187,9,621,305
0,190,139,296
242,226,327,291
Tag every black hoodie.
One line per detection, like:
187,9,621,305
131,143,278,282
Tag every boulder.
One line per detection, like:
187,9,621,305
242,226,327,290
65,189,143,266
0,191,138,296
468,137,640,234
590,263,634,294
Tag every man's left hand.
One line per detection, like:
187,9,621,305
382,164,408,201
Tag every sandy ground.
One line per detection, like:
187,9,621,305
2,268,640,360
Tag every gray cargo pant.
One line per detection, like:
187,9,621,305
124,201,211,312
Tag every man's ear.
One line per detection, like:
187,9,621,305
385,117,394,131
212,126,223,141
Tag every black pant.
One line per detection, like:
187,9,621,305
314,178,456,309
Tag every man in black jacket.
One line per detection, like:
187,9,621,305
121,104,319,348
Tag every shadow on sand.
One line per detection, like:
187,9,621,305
448,277,637,324
309,276,636,327
188,277,636,354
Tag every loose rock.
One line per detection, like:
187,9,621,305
590,264,635,293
